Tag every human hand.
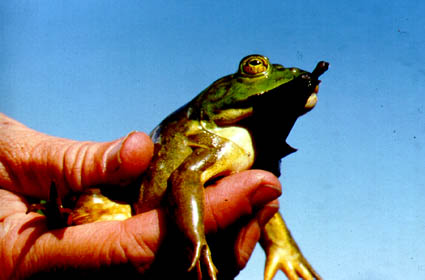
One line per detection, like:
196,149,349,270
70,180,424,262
0,113,281,279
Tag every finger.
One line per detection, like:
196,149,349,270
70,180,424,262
27,170,277,276
234,200,279,269
0,189,28,220
3,208,166,279
203,170,281,233
2,170,279,278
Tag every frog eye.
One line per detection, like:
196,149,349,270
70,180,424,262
241,56,269,75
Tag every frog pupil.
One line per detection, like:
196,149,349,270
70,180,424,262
249,60,261,66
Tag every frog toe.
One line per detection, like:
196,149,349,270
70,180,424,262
264,253,282,280
188,242,218,280
296,263,321,280
264,254,298,280
264,246,321,280
202,246,218,280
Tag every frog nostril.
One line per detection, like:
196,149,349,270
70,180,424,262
301,73,310,80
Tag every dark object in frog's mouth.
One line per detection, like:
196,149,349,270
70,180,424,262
312,61,330,79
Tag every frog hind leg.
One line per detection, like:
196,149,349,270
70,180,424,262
168,148,218,280
261,213,322,280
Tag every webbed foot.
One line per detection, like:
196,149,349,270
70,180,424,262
261,213,322,280
264,244,321,280
188,242,218,280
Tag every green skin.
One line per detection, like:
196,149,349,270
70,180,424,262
132,55,328,280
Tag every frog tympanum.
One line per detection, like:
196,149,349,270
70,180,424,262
53,55,328,280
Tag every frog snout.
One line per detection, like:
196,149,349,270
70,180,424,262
301,73,311,80
301,61,329,91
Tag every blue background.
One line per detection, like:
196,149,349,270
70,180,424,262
1,1,425,279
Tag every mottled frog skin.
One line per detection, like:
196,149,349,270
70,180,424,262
72,55,329,280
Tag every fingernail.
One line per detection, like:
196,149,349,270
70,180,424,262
250,184,281,207
103,131,135,173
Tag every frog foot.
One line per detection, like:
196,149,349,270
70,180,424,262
188,242,218,280
264,244,321,280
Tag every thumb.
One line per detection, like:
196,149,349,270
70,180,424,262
0,113,154,198
63,131,154,190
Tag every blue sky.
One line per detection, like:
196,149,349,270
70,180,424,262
1,1,425,279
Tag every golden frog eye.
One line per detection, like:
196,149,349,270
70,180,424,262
242,56,269,75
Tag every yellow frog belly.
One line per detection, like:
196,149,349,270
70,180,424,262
200,124,255,183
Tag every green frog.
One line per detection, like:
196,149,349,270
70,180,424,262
71,55,329,280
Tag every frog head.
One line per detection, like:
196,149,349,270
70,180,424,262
189,54,329,125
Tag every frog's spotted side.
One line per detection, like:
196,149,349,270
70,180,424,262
72,55,329,280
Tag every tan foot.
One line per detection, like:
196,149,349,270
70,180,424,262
261,213,322,280
264,244,321,280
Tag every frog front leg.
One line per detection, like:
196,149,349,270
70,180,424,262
261,213,322,280
168,147,218,280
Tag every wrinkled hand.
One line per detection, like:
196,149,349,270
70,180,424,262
0,113,282,279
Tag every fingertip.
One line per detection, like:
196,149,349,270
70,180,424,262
250,184,281,208
257,200,280,227
204,170,281,232
104,131,153,180
119,131,154,176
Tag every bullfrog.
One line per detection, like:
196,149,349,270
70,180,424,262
70,55,329,280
